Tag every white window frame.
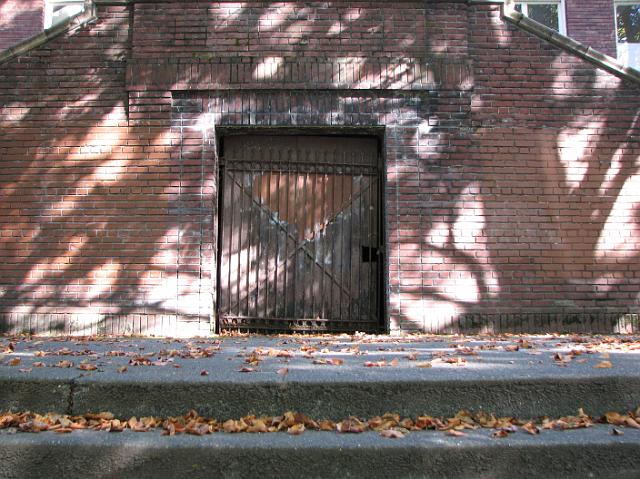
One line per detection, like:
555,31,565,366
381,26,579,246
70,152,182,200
614,0,640,69
515,0,567,35
44,0,85,29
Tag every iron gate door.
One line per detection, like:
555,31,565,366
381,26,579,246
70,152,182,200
217,135,382,333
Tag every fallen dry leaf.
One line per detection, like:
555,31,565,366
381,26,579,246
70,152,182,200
416,361,432,368
238,367,255,373
78,363,97,371
380,429,405,439
8,358,21,366
522,421,540,435
594,361,612,369
313,358,343,366
611,428,625,436
364,360,387,368
605,412,640,429
117,366,128,374
287,423,305,435
446,430,467,437
200,370,209,376
276,368,289,376
337,417,366,433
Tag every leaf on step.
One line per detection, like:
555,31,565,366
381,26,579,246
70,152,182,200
8,358,21,366
78,363,97,371
337,417,366,433
223,419,239,433
380,429,404,439
446,430,467,437
594,361,612,369
318,420,335,431
522,421,539,435
364,360,386,367
287,423,305,435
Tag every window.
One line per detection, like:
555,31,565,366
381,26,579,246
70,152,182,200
44,0,85,29
615,1,640,69
515,0,567,35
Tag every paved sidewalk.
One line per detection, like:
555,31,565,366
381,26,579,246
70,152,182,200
1,333,639,419
2,333,640,478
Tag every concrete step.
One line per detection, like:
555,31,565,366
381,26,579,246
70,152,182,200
1,427,639,479
1,336,639,420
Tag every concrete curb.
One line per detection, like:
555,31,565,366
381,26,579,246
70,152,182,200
72,376,640,419
1,427,639,478
3,374,640,420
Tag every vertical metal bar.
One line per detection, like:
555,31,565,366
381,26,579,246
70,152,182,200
319,166,327,321
253,168,261,318
347,173,354,324
301,167,309,319
281,167,289,319
368,175,374,325
263,171,271,318
358,175,364,324
245,172,252,318
236,172,244,318
329,166,337,321
226,171,235,321
375,174,380,325
310,167,317,319
338,172,346,322
275,171,282,318
291,166,299,319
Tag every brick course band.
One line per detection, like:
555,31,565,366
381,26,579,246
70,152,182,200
127,58,475,92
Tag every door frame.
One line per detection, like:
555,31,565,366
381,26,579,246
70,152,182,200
213,126,388,334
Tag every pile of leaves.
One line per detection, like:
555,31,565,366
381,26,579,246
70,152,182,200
1,408,639,439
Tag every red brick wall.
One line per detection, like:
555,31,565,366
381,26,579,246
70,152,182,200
0,1,638,336
565,0,617,57
0,0,44,50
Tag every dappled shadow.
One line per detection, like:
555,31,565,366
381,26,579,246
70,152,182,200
0,1,638,336
393,3,640,333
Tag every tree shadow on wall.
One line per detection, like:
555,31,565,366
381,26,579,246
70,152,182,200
0,1,462,335
396,6,640,333
0,2,638,336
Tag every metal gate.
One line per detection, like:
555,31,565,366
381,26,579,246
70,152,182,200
217,135,382,333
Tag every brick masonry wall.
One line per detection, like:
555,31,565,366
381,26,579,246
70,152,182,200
0,0,44,50
565,0,617,58
0,1,638,336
